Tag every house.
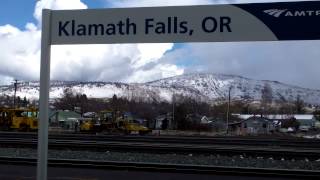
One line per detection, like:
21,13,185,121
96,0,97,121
234,114,317,131
49,110,81,129
293,115,316,131
152,114,168,130
151,113,174,130
264,114,316,131
230,116,274,135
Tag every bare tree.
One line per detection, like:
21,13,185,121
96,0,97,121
53,88,89,114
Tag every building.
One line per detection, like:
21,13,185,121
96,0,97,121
233,114,317,132
152,113,173,130
152,114,168,130
293,115,316,131
230,116,274,135
49,110,81,129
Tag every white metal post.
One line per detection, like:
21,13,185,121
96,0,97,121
37,9,51,180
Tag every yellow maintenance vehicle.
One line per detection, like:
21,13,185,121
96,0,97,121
75,118,100,132
79,110,151,135
116,115,151,135
98,110,120,132
0,107,38,131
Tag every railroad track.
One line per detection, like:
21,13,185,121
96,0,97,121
0,156,319,179
0,132,319,159
0,131,319,148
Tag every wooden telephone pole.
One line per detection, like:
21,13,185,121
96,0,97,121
226,86,232,135
13,79,19,108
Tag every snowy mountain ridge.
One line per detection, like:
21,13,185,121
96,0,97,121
1,73,320,105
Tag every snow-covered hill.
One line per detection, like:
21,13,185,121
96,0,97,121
1,73,320,105
147,73,320,105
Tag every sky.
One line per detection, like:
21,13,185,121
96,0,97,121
0,0,319,90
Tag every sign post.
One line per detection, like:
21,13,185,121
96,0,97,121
37,9,51,180
37,1,320,179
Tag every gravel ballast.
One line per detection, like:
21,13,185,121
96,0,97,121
1,147,320,170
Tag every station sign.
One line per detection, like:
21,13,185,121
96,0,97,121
50,1,320,44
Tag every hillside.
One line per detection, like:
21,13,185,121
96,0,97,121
1,73,320,105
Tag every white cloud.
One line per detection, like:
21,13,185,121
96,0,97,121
34,0,87,24
161,41,320,89
0,0,181,85
134,43,174,68
50,43,178,83
0,24,41,82
0,0,89,84
127,64,184,83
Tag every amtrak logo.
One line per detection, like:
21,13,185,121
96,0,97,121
264,9,320,17
264,9,287,17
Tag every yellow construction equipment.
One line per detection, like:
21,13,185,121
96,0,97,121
0,107,38,131
78,114,100,132
117,118,150,135
98,110,118,132
98,110,151,135
77,110,150,135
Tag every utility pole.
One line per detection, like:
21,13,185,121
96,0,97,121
226,86,232,135
13,79,18,108
172,93,175,130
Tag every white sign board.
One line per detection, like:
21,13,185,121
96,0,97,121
49,1,320,45
50,6,278,44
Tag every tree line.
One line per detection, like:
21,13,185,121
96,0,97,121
51,87,320,130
